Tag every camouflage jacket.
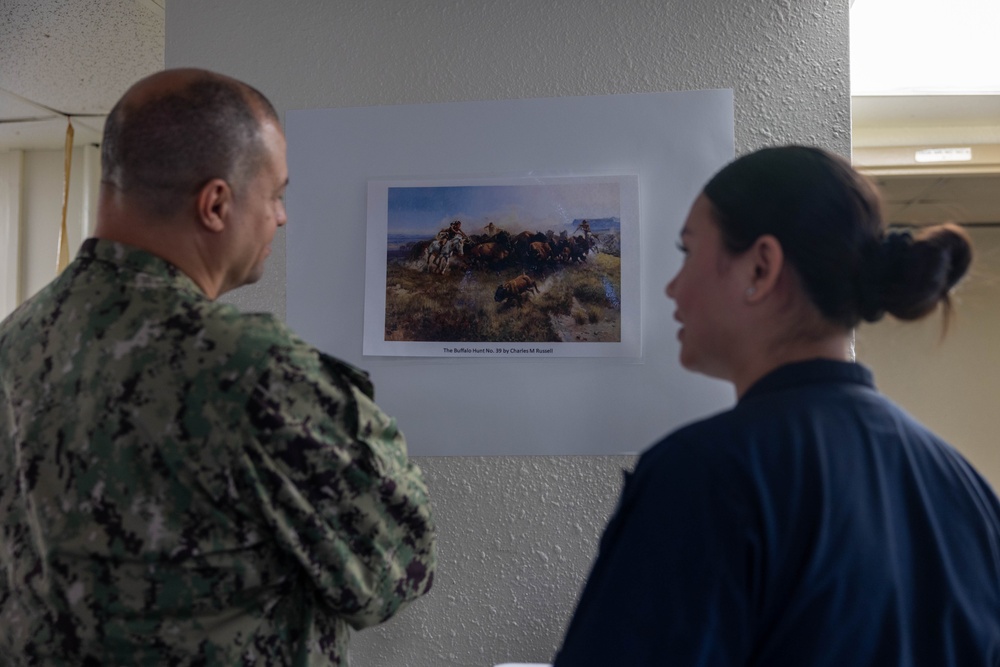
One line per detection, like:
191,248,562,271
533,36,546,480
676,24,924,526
0,239,436,666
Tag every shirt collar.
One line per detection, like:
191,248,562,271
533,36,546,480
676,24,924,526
739,358,875,404
77,238,206,297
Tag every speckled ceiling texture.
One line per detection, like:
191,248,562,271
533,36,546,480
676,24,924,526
0,0,163,149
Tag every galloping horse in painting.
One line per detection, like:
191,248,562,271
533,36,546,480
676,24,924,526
423,234,466,274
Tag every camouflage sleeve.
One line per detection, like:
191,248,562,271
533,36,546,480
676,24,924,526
237,344,436,630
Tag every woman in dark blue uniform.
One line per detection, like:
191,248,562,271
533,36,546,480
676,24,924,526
554,146,1000,666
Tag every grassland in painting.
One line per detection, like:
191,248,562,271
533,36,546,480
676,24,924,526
384,252,621,344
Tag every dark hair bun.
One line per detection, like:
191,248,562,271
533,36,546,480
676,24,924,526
858,223,972,323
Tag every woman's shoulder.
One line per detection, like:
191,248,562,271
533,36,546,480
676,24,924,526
634,379,877,486
635,407,758,481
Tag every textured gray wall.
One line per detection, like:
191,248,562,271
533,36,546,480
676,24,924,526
166,1,850,664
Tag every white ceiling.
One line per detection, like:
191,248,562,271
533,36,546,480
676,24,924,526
0,0,996,226
851,0,1000,96
0,0,164,151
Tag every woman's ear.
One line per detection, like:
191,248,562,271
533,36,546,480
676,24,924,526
196,178,232,233
745,234,784,302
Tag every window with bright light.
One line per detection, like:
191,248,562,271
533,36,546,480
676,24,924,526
851,0,1000,95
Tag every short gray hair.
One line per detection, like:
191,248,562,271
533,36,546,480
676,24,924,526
101,74,279,217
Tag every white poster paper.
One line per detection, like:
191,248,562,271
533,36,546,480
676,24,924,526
285,90,735,455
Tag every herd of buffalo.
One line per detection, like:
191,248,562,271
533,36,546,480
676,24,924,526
392,227,616,308
405,229,600,276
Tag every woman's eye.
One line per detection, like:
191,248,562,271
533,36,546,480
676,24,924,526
675,241,688,255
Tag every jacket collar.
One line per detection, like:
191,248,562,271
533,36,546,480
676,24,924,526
740,358,874,404
77,238,205,298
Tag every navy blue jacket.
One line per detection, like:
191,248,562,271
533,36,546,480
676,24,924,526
555,360,1000,666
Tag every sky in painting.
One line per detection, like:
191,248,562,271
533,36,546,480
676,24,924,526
387,180,621,237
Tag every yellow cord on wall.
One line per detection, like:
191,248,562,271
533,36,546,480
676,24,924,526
57,119,74,274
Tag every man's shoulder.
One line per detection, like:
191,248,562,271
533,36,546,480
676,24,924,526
194,303,319,370
199,301,287,342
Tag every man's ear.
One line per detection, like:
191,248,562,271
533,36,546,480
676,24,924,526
745,234,784,302
196,178,232,233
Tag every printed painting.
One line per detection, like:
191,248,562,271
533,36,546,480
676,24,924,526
364,175,639,357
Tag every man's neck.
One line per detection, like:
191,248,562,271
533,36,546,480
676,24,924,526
94,191,225,300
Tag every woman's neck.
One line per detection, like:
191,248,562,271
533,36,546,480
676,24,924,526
730,333,852,399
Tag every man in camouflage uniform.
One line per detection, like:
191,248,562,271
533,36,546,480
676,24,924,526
0,69,436,665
